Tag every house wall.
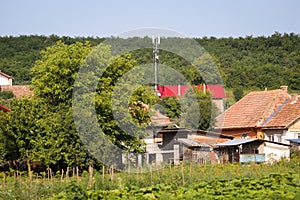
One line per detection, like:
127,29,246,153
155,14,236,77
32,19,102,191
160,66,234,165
264,129,287,144
221,128,257,139
182,146,210,164
242,141,264,154
264,119,300,144
263,142,290,163
286,119,300,142
289,118,300,131
0,75,12,86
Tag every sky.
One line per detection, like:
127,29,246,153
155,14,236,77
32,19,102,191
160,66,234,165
1,0,300,38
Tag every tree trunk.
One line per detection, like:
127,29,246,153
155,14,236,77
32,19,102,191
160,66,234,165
76,166,79,183
66,166,69,182
3,171,6,188
109,165,114,182
88,163,93,189
102,165,105,184
50,167,53,180
61,169,64,181
26,158,32,187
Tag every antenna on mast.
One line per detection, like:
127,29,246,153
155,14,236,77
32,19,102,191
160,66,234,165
152,36,161,97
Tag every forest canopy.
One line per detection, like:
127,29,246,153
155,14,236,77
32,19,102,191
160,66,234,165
0,32,299,91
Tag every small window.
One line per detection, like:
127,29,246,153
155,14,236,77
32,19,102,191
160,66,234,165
277,135,282,143
241,134,249,139
269,135,274,142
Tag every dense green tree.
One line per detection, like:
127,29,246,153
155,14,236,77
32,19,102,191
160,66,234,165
0,91,15,99
158,97,181,119
94,53,158,152
233,87,244,101
29,41,157,170
4,98,45,180
30,41,93,106
0,110,19,164
181,88,218,130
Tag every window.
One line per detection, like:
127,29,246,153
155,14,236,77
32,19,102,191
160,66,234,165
276,135,282,143
269,135,274,142
241,134,249,139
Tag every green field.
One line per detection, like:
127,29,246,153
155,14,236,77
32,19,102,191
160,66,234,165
0,157,299,200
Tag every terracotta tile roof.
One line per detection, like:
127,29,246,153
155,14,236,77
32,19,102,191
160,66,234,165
215,89,290,129
263,96,300,128
194,137,232,145
1,85,33,98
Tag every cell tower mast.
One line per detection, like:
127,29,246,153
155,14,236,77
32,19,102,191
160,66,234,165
152,36,160,96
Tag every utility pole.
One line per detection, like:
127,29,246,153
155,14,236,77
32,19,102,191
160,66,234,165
152,36,161,96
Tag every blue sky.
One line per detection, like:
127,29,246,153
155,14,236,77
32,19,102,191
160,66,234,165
1,0,300,38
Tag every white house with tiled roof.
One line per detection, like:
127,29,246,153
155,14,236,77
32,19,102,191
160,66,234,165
214,86,300,145
214,86,291,139
0,71,12,86
262,94,300,145
0,71,33,98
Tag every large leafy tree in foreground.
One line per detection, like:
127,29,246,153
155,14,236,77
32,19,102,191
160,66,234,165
27,41,155,169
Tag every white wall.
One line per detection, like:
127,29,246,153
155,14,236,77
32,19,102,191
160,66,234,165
263,142,290,163
264,130,296,145
0,75,12,86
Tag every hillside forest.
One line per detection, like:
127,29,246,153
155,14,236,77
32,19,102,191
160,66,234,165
0,32,300,92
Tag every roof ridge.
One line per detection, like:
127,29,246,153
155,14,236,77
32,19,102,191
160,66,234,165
0,71,13,79
262,98,290,126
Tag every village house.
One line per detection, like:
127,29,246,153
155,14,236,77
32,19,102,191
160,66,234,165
0,71,33,98
261,94,300,144
1,85,33,98
214,138,290,164
0,71,13,86
215,86,300,145
144,125,233,165
213,86,300,163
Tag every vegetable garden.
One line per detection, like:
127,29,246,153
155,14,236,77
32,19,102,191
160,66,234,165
0,157,299,199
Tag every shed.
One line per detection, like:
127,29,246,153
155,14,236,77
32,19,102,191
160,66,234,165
176,138,212,164
215,139,290,164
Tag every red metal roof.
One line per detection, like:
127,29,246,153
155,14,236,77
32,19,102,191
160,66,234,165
157,84,226,99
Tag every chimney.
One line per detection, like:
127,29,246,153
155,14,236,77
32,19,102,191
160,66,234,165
280,86,288,93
